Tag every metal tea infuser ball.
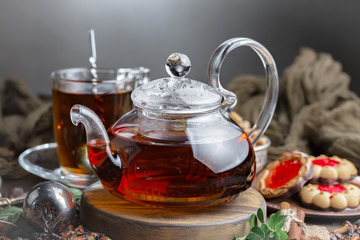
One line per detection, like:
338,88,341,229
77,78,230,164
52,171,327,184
23,181,76,233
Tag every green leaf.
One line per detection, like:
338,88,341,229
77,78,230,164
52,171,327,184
268,211,287,230
265,234,272,240
276,214,287,223
268,231,276,240
70,188,83,206
249,213,257,228
260,223,270,234
246,233,262,240
267,211,280,229
274,221,284,232
276,230,288,240
250,226,265,236
0,206,23,223
256,208,264,223
246,226,265,240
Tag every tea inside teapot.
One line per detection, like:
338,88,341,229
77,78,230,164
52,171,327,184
70,38,278,207
86,114,255,207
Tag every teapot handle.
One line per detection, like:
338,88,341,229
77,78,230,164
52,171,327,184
208,38,278,145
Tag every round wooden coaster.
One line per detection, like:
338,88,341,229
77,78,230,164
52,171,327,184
80,182,266,240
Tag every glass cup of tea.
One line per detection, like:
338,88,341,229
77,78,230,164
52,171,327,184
51,67,150,180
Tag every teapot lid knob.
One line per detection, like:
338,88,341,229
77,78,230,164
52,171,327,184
165,53,191,78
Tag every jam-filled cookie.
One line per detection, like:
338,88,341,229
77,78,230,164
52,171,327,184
258,153,313,199
299,183,360,210
309,155,357,185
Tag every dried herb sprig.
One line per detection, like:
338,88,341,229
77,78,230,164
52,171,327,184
0,206,24,223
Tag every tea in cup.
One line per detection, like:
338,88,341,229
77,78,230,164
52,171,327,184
51,67,149,177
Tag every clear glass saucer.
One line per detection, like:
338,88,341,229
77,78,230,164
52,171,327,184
18,143,98,189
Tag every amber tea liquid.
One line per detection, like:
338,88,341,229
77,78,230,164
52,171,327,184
52,89,132,175
87,126,256,207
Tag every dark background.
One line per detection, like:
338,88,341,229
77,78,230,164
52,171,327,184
0,0,359,95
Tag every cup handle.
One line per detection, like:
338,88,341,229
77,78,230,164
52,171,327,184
208,38,279,145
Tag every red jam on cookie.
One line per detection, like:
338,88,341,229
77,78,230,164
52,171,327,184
318,184,346,194
312,158,340,167
258,153,312,199
265,159,302,189
309,155,358,184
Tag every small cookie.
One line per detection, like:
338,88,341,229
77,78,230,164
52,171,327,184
309,155,358,185
258,153,313,199
299,183,360,211
229,111,267,146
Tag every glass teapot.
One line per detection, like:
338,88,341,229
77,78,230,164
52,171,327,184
70,38,278,207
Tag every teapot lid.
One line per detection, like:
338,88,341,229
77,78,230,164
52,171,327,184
131,53,222,114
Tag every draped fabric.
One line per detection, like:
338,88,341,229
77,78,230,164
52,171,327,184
0,78,53,178
228,48,360,169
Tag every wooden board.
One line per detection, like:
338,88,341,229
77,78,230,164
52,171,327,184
80,182,266,240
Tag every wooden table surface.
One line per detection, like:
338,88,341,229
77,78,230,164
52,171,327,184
0,174,354,238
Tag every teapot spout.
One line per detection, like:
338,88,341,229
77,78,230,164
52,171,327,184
70,104,121,168
70,104,109,144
